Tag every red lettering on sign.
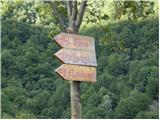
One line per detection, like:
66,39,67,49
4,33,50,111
58,67,96,80
73,38,89,48
56,51,92,65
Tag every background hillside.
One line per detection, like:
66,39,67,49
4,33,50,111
1,0,159,119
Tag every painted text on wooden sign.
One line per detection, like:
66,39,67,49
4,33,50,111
54,48,97,66
55,64,96,82
54,32,95,51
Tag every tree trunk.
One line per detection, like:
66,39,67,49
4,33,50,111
70,81,81,119
67,1,87,119
68,21,81,119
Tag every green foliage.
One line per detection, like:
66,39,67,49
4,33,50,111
1,0,61,36
83,0,158,27
80,17,158,119
1,0,158,119
113,1,157,21
1,20,61,118
115,92,151,118
84,0,109,23
136,111,159,119
15,111,36,119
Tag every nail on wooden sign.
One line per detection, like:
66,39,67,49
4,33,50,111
55,64,96,82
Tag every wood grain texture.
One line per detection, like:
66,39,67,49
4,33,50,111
55,64,96,82
54,32,95,51
54,48,97,67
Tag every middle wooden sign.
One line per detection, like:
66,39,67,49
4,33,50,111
54,48,97,67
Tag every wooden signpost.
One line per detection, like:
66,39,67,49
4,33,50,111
55,64,96,82
54,48,97,67
54,32,95,51
53,32,97,118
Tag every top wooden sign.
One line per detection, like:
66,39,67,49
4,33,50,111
54,32,95,51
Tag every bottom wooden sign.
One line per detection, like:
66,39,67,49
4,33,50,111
55,64,96,82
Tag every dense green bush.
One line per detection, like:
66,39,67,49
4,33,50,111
1,17,158,119
80,18,158,119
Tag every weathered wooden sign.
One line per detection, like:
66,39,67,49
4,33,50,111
55,64,96,82
54,32,95,51
53,32,97,82
54,48,97,67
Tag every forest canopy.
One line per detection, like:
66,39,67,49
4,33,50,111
1,0,159,119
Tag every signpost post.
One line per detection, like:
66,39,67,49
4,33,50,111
53,32,97,118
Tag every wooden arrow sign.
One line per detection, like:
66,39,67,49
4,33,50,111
55,64,96,82
54,48,97,67
54,32,95,51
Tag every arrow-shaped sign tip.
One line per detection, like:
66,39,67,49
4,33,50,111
53,53,58,60
54,68,58,72
54,66,60,73
54,52,65,64
53,35,59,41
53,32,64,41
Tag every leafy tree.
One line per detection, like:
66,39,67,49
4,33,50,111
15,111,36,119
1,0,158,119
115,92,151,118
136,111,159,119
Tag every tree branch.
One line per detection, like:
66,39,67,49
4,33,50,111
67,1,72,18
71,1,77,21
76,1,87,28
45,1,66,30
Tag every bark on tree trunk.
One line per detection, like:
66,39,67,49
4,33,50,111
67,1,87,119
68,25,81,119
70,81,81,119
